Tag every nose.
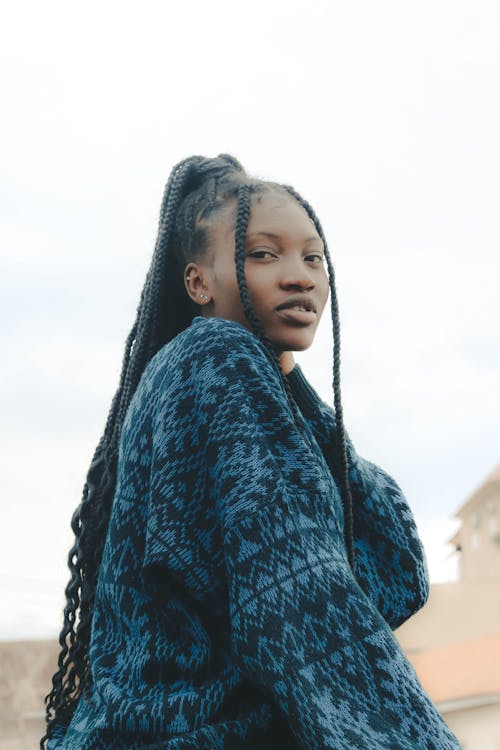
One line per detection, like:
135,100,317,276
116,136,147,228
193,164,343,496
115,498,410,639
279,254,315,290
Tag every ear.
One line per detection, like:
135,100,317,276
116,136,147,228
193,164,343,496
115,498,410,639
183,262,211,306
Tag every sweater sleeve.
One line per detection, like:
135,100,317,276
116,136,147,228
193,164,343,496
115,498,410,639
286,363,430,630
190,320,460,750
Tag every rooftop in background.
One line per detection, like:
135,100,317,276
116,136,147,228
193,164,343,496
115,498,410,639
407,631,500,711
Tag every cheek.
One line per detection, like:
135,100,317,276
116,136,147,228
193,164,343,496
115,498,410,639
318,274,330,310
244,268,276,308
242,264,269,290
216,261,239,291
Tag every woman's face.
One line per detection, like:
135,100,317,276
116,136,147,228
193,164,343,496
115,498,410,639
183,189,330,358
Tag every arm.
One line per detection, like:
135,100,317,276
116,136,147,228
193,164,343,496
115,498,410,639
285,364,430,630
190,320,459,750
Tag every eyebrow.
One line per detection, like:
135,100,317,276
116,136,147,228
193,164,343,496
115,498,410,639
247,231,323,244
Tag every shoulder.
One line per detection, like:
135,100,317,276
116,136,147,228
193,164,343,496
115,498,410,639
176,315,270,357
152,316,282,387
146,316,294,441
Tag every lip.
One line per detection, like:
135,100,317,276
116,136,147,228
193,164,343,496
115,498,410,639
275,308,317,325
275,295,316,314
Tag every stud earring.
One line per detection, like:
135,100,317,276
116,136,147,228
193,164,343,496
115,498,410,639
186,276,209,301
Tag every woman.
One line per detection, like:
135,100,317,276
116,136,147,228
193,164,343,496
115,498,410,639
42,154,461,749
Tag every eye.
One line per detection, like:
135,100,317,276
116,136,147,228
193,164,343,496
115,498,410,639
248,249,276,259
247,249,325,263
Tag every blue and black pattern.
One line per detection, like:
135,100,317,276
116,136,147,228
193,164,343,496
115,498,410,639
49,315,461,749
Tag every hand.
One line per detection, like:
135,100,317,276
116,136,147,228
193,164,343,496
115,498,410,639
279,351,296,375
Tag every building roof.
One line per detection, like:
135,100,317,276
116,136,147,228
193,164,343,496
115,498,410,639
407,631,500,705
450,461,500,522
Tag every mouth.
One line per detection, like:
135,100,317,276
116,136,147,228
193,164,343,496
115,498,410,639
275,296,317,313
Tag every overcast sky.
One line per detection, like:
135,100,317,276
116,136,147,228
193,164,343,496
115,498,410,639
1,0,499,640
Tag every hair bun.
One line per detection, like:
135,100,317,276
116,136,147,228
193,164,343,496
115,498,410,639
215,153,245,173
178,154,246,203
194,154,245,181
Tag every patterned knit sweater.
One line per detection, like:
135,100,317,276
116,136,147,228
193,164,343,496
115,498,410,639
50,315,461,750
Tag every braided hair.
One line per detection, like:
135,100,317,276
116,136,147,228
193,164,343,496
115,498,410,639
41,153,355,748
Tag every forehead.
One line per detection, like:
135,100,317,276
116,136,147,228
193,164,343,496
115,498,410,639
246,191,320,241
210,189,321,243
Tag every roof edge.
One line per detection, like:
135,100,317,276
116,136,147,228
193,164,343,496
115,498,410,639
437,693,500,713
453,462,500,518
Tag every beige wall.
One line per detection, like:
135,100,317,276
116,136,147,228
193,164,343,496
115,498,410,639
441,701,500,750
1,713,44,750
0,639,57,750
395,580,500,651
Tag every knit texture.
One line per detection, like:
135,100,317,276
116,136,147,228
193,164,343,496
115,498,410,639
49,315,461,749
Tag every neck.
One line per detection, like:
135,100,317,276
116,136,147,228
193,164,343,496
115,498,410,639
279,351,296,376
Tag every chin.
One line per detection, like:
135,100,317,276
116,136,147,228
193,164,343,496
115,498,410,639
255,312,322,352
270,329,316,353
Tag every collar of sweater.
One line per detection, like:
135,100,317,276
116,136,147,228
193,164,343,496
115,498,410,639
285,363,324,419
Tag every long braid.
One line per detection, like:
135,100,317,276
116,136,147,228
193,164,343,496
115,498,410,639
282,184,355,571
41,156,211,748
114,161,195,432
